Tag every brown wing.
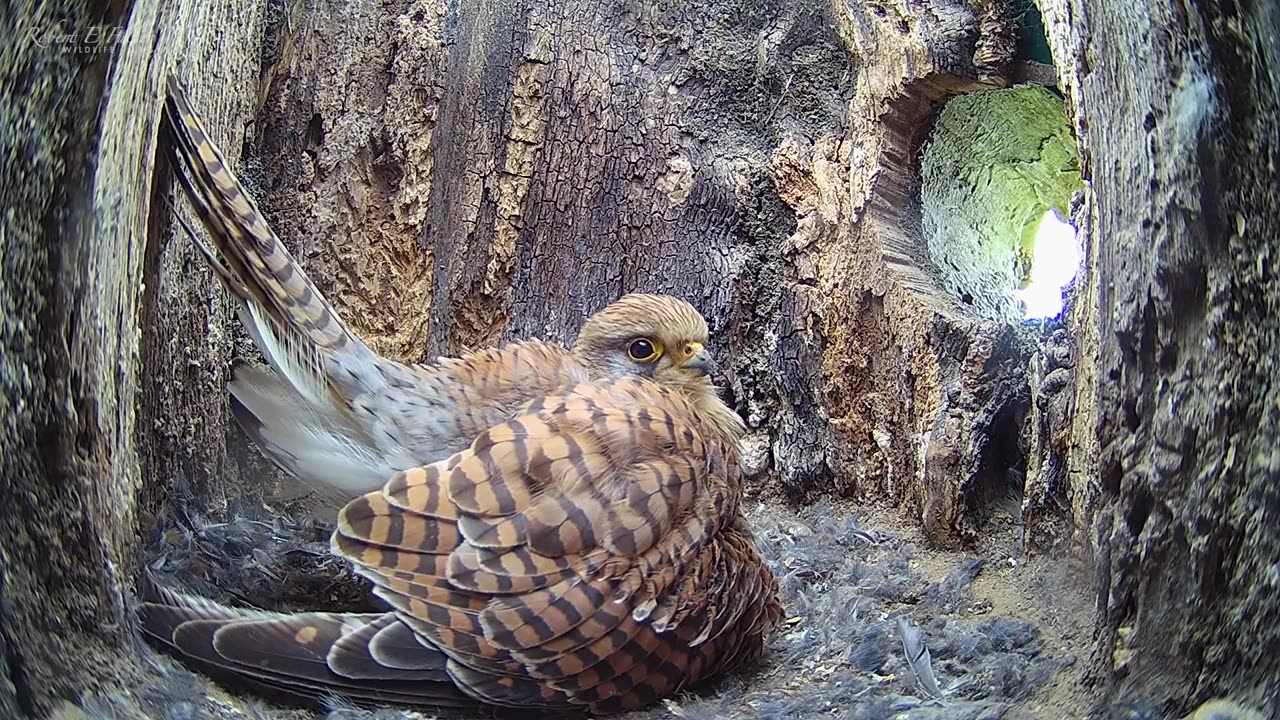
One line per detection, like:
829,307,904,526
137,574,478,708
163,77,585,496
334,377,782,711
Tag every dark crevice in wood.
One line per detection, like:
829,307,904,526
971,398,1030,527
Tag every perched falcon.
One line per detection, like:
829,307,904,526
142,78,783,712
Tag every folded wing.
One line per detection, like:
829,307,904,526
334,377,782,711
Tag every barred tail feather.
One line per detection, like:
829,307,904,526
163,76,400,493
137,574,474,708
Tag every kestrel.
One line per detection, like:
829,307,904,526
142,78,783,712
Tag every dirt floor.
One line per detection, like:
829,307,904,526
65,482,1096,720
658,498,1098,720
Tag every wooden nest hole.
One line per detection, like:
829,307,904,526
876,79,1085,324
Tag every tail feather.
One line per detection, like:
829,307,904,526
162,76,382,413
228,365,401,494
162,76,404,492
138,574,475,708
163,76,355,361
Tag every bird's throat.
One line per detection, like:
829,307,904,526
682,377,746,448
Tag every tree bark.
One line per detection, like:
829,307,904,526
1,2,142,716
5,0,1274,717
1,0,271,715
1039,0,1280,715
243,0,1032,548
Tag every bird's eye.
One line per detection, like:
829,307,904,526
626,338,661,363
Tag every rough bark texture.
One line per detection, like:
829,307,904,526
4,0,1273,717
1,1,272,716
0,1,152,715
1039,0,1280,715
229,0,1032,549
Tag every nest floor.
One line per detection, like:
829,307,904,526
80,491,1095,720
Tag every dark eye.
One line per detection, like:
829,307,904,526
626,338,660,362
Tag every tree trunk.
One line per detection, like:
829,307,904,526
3,0,1276,717
1039,0,1280,715
0,2,156,715
1,1,272,715
243,0,1030,546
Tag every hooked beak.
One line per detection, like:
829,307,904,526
680,342,717,376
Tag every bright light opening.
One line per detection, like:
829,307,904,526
1014,209,1081,320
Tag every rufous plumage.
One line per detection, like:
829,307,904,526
141,77,782,713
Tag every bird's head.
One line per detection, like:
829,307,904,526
572,294,744,438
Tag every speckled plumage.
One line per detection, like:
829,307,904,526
162,75,748,498
143,77,782,714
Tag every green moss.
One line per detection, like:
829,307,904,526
920,86,1085,320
